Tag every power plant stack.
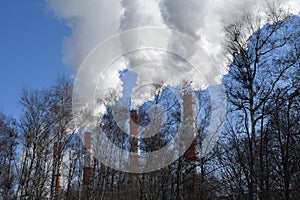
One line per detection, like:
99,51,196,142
53,141,63,197
130,110,140,165
83,132,93,185
183,91,197,161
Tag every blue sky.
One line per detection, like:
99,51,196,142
0,0,71,118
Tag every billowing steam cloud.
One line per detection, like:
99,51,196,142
47,0,123,68
47,0,299,110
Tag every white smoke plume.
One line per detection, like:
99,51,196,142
47,0,299,110
47,0,123,68
119,0,168,107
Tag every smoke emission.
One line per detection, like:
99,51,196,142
47,0,300,110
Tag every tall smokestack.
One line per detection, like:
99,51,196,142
183,91,197,161
130,110,140,164
53,141,63,196
83,132,93,185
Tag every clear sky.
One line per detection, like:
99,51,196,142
0,0,71,118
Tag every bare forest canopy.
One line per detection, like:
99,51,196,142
0,10,299,200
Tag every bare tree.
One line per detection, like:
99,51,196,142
0,112,18,199
17,88,54,199
221,2,299,199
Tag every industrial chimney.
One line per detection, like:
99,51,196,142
129,110,140,165
83,132,93,185
53,141,63,196
183,91,197,161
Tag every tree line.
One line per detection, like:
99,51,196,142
0,5,299,200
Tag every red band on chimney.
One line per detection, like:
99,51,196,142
83,167,93,185
130,110,139,137
56,174,61,194
130,110,140,164
183,93,197,161
83,132,93,185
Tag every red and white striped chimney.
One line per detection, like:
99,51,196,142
53,141,63,195
129,110,140,164
83,132,93,185
183,91,197,161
